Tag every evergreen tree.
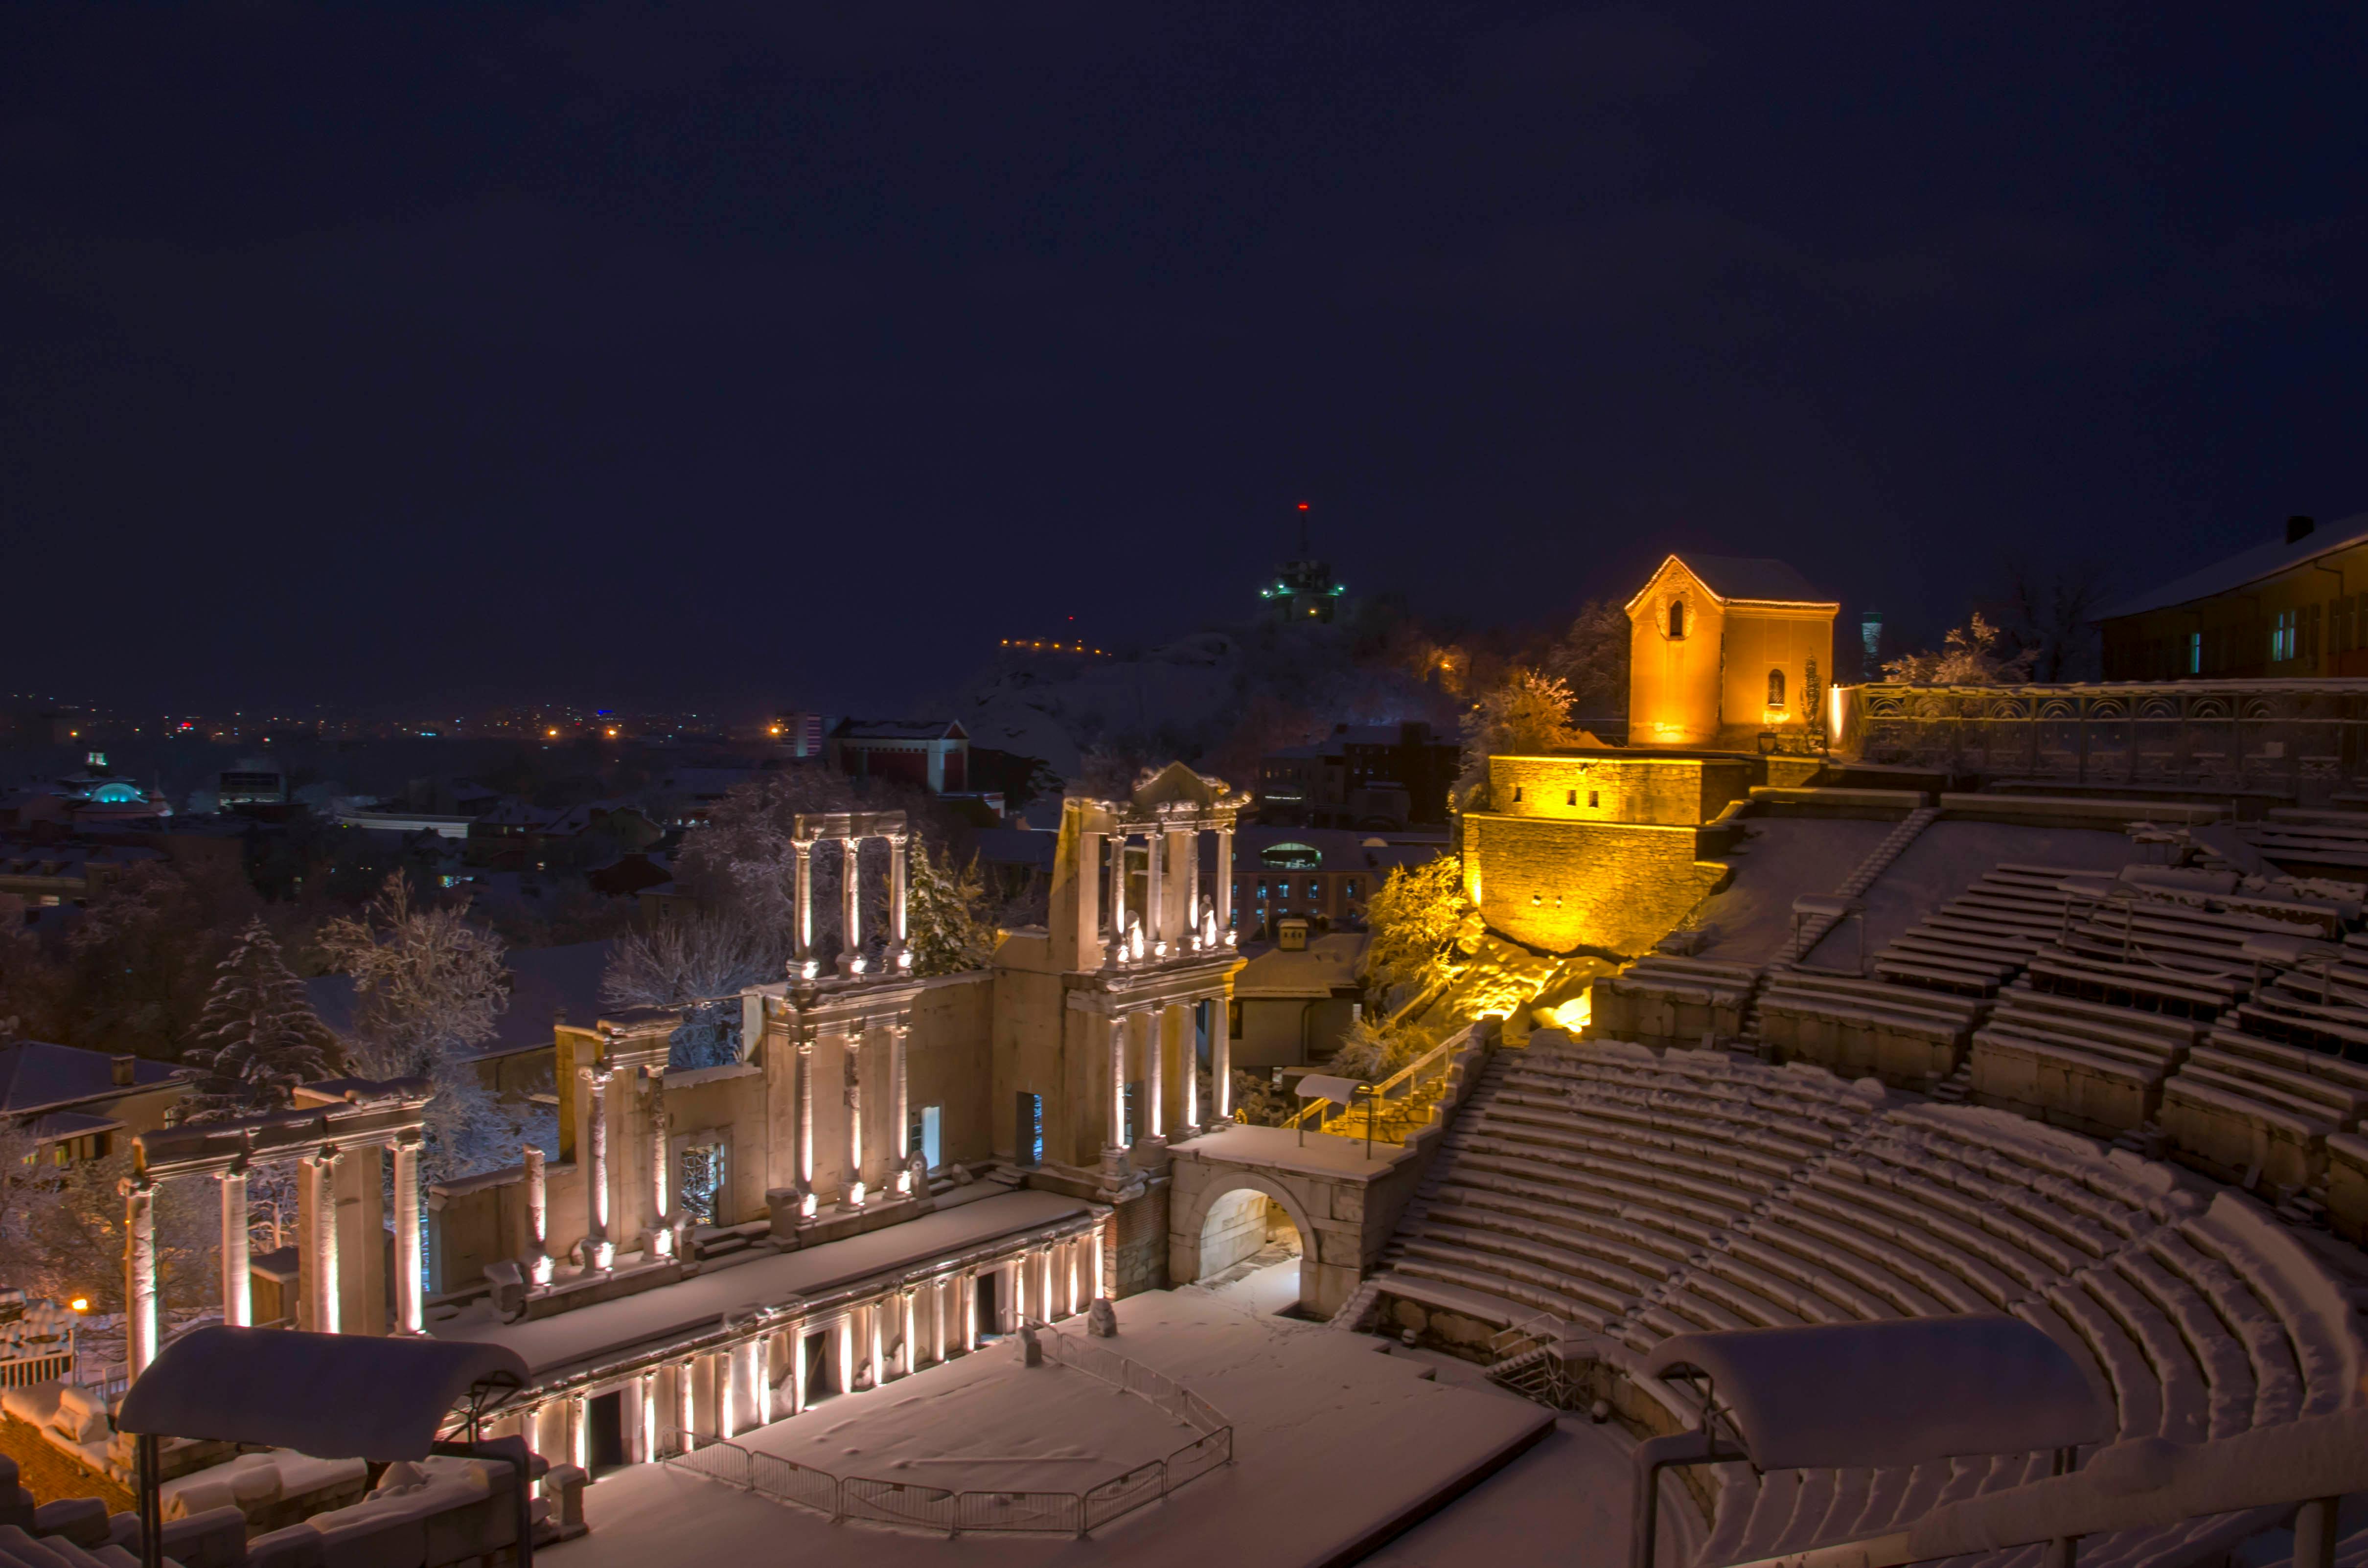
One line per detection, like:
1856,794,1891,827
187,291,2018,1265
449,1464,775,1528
185,918,342,1119
904,841,997,977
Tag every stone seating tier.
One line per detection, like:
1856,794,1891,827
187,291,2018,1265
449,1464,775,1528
1363,1034,2366,1568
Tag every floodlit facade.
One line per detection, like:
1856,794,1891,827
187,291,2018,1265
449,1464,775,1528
1624,553,1837,750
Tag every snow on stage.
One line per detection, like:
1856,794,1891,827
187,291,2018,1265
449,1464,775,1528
552,1287,1555,1568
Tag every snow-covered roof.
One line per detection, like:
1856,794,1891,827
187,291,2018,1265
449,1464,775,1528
1628,553,1836,613
2097,511,2368,621
1643,1316,2111,1470
1234,932,1368,998
0,1041,180,1117
117,1325,529,1461
832,719,968,742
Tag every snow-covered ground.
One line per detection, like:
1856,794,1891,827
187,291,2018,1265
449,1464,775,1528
553,1289,1555,1568
1694,818,1897,963
1194,1251,1302,1318
1800,819,2139,969
740,1340,1195,1495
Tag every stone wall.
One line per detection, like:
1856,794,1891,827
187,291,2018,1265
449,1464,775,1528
1486,754,1752,828
1465,812,1729,957
1108,1185,1170,1298
1198,1187,1270,1275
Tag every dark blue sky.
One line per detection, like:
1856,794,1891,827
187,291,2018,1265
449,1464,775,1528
4,4,2361,712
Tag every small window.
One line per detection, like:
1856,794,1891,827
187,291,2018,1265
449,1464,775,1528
1668,599,1687,638
1587,790,1599,808
1767,668,1786,707
2187,631,2202,675
1512,786,1523,802
1565,789,1577,806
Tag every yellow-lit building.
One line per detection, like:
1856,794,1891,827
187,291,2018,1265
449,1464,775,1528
1626,554,1838,750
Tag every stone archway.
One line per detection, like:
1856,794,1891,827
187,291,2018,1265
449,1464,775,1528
1169,1171,1323,1314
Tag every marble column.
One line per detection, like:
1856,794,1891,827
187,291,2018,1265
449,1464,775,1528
1010,1255,1027,1327
568,1394,588,1471
1215,826,1235,939
840,836,864,976
1212,992,1234,1123
900,1288,918,1377
1106,1009,1128,1152
1106,831,1129,964
308,1147,344,1333
890,1016,911,1191
524,1146,553,1285
583,1068,614,1270
219,1163,250,1329
1175,1001,1198,1131
1181,827,1202,946
647,1070,674,1259
793,839,815,966
888,834,909,963
1144,826,1165,951
795,1027,816,1204
866,1300,885,1390
125,1175,158,1377
843,1023,866,1205
676,1358,694,1446
1141,1008,1164,1144
1092,1220,1107,1302
962,1269,979,1351
392,1133,423,1333
634,1372,656,1462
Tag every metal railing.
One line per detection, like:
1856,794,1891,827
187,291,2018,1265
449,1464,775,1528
659,1325,1232,1537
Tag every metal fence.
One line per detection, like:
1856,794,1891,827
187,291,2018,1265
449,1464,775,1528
658,1325,1233,1537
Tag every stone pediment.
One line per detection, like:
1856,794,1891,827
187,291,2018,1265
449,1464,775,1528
1131,760,1226,811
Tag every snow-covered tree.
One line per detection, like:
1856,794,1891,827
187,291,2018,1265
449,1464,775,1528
1453,669,1582,810
905,842,998,977
1543,599,1630,724
317,875,518,1182
600,912,784,1069
1883,611,2037,685
1360,854,1474,1001
184,919,343,1120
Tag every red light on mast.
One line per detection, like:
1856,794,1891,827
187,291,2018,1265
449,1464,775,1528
1297,501,1310,510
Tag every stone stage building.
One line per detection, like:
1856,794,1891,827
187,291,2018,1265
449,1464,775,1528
131,764,1441,1475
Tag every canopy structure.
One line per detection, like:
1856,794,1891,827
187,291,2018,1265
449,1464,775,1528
117,1327,530,1461
1644,1316,2112,1471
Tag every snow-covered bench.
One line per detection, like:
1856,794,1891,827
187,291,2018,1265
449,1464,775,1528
1756,974,1985,1089
1969,1025,2170,1137
1589,955,1758,1048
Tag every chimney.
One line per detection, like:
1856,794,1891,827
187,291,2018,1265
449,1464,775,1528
2287,515,2317,545
111,1054,136,1087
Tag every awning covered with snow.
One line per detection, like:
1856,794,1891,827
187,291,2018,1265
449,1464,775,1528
118,1327,530,1461
1643,1316,2111,1471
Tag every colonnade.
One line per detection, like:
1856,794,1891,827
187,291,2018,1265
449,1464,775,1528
791,810,911,978
784,1009,916,1215
505,1223,1104,1467
1101,994,1233,1163
1072,816,1236,967
129,1082,434,1378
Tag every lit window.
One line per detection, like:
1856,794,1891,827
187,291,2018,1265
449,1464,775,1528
1767,668,1786,707
1256,883,1269,900
1668,600,1686,638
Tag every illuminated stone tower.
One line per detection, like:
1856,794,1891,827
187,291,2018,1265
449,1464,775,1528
1259,505,1343,623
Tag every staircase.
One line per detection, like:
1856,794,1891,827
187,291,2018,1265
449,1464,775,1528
1776,805,1940,964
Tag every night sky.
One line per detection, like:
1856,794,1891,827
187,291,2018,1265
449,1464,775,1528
4,5,2362,713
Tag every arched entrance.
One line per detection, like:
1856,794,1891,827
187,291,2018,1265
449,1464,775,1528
1177,1177,1320,1316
